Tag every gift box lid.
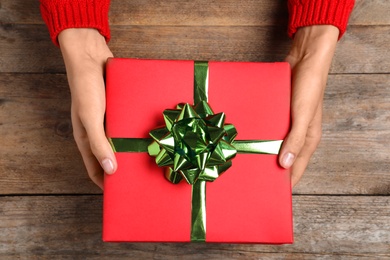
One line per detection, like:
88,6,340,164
104,58,293,244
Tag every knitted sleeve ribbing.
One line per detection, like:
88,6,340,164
39,0,111,46
287,0,355,39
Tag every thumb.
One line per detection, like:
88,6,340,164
88,127,117,175
278,125,307,169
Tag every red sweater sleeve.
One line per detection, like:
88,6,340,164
39,0,111,46
288,0,355,39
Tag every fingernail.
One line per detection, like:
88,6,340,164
102,158,115,174
282,152,295,168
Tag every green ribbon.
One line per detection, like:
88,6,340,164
109,61,283,242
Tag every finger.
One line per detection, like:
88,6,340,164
71,72,118,176
85,121,117,176
279,61,324,169
71,110,105,190
290,101,323,186
76,98,117,176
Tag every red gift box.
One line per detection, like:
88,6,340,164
103,58,293,243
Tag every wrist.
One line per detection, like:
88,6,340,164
296,25,339,44
58,28,113,94
58,28,113,76
58,28,110,56
287,25,339,66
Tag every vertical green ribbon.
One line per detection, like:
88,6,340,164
190,61,209,241
194,61,209,104
191,180,206,242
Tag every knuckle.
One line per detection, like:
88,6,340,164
306,128,322,153
73,130,89,150
76,108,92,124
288,132,307,152
89,141,106,154
88,169,102,182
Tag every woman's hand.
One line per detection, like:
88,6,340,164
58,28,117,190
279,25,339,187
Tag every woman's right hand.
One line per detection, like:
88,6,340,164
58,28,117,190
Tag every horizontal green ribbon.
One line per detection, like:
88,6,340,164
109,138,283,155
109,61,283,242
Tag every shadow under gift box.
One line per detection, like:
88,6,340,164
103,58,293,244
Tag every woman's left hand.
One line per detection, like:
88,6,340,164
278,25,339,187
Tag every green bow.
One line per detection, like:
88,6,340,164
148,101,237,185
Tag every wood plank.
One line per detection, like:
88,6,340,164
109,25,291,62
2,0,389,26
296,132,390,195
0,195,388,258
109,0,390,26
1,73,389,195
2,0,288,26
349,0,390,26
0,24,65,73
1,24,390,74
0,0,41,25
295,74,390,194
333,26,390,74
324,74,390,132
0,73,99,194
108,0,289,26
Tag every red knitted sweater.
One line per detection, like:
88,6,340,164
40,0,355,46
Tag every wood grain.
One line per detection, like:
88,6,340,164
349,0,390,25
1,0,389,258
1,0,390,26
1,73,389,195
295,74,390,195
0,24,64,73
0,73,99,194
0,195,388,258
1,25,390,74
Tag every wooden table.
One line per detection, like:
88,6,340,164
1,0,389,258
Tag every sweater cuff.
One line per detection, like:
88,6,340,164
288,0,355,40
40,0,111,46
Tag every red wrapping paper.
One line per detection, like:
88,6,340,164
103,58,293,243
